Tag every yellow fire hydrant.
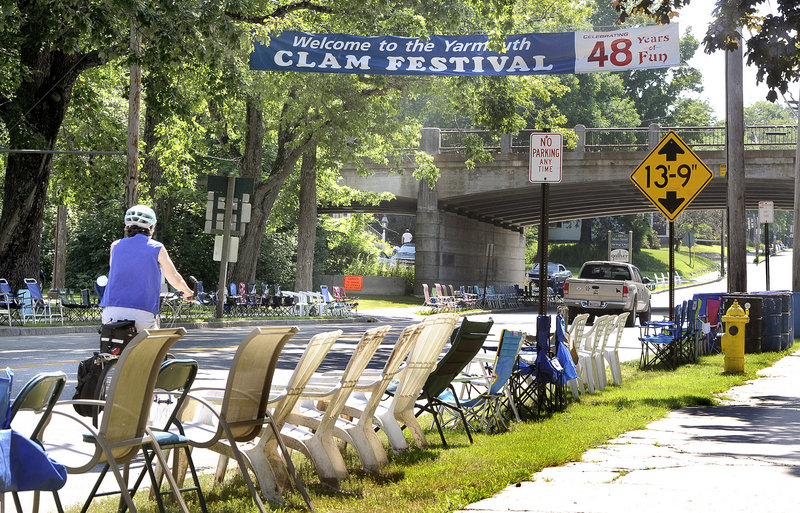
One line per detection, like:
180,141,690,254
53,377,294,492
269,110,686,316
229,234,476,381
721,300,749,373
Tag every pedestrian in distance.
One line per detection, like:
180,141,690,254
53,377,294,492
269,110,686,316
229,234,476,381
100,205,195,331
402,229,413,244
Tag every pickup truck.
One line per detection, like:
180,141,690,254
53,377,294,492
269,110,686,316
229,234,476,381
526,262,572,296
563,261,652,327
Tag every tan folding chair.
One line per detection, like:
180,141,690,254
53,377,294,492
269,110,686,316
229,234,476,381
178,326,315,511
48,328,189,513
240,330,342,493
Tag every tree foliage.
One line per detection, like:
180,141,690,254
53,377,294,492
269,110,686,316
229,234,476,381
612,0,800,102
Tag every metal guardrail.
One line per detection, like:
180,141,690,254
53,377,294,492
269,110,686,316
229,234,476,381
436,125,798,153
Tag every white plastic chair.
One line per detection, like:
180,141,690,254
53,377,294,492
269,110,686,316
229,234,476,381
567,313,590,394
593,314,621,390
336,323,424,470
362,313,460,452
281,325,391,488
576,315,612,394
604,312,630,385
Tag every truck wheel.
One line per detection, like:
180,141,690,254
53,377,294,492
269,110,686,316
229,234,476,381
639,302,652,324
625,298,636,327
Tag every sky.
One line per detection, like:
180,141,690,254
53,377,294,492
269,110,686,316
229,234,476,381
677,0,789,120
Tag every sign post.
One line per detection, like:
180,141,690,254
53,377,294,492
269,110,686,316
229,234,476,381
206,175,255,318
609,231,632,263
759,201,774,290
530,132,563,317
630,131,712,317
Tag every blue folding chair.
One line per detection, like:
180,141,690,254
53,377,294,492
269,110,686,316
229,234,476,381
440,329,524,433
639,304,681,369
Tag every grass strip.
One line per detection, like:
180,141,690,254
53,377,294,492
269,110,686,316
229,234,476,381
77,344,797,513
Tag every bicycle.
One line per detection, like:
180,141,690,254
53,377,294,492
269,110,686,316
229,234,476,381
158,276,198,328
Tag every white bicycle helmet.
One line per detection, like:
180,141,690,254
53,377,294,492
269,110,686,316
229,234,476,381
124,205,157,230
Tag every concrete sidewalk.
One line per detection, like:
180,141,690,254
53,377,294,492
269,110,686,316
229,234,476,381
457,350,800,513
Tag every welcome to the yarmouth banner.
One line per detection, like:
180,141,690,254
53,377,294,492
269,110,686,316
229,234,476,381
250,24,679,76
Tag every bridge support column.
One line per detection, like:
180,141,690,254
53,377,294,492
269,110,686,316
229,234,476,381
415,128,442,296
414,127,526,296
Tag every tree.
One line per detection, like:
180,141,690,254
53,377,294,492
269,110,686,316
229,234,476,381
743,101,796,125
613,1,800,102
0,0,237,288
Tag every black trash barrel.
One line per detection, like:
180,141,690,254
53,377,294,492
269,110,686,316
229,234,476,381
793,292,800,346
724,294,762,353
779,291,792,350
757,293,784,352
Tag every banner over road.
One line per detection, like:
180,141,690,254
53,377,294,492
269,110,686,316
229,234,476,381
250,25,679,76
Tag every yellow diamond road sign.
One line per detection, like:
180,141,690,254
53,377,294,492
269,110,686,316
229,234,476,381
630,130,713,222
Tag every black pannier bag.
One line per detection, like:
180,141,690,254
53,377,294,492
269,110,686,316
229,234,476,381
72,352,118,417
99,319,137,355
72,320,138,417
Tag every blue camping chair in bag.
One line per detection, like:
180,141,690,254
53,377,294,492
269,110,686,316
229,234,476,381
0,368,68,513
515,315,572,415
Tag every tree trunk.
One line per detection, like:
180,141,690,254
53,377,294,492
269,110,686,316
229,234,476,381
0,47,98,290
52,205,68,289
580,218,593,244
230,99,312,284
295,146,318,291
125,25,142,208
142,101,168,243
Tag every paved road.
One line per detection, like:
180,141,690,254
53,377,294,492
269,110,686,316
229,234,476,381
2,250,792,511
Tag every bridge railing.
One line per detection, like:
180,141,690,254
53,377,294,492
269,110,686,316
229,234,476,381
436,124,797,154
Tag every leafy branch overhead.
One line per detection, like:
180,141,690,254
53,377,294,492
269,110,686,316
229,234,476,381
612,0,800,102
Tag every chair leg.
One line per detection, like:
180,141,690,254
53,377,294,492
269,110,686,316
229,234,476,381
265,412,315,511
143,428,190,513
218,415,269,513
422,393,448,447
447,387,474,444
81,464,112,513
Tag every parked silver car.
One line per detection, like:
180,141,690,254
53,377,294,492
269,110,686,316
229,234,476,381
392,243,415,266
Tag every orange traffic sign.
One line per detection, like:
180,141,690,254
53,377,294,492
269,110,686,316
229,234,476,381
630,131,713,221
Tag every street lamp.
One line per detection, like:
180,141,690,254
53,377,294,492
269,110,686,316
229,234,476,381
381,216,388,246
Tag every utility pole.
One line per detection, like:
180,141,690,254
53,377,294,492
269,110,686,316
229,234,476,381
726,32,747,293
125,23,142,208
791,93,800,291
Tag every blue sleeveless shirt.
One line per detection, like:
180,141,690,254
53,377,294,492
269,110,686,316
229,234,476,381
100,234,163,316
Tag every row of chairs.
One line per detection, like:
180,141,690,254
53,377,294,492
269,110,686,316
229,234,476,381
566,312,629,395
638,299,715,369
0,278,64,326
22,314,519,512
222,282,358,317
422,283,525,312
648,272,698,290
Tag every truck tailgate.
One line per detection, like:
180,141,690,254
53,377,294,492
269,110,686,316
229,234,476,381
567,280,626,305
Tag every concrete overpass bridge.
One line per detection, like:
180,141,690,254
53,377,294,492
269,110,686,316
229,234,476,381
332,125,798,293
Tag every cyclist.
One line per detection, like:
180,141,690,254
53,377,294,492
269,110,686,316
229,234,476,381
100,204,194,330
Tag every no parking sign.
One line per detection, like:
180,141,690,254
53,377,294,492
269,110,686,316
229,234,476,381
529,133,563,183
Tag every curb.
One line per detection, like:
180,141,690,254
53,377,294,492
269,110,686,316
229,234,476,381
0,315,366,338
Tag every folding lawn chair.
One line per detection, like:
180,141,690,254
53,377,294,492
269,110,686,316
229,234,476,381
48,328,190,513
